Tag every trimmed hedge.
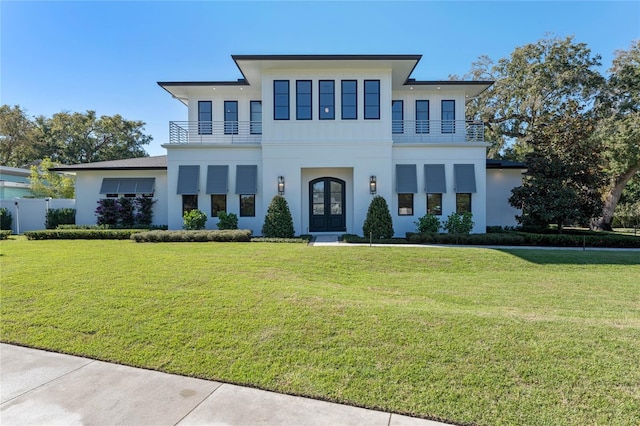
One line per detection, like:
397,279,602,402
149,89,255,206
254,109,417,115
405,231,640,248
56,224,168,230
0,230,12,240
251,237,309,243
341,234,412,244
131,229,252,243
24,229,145,240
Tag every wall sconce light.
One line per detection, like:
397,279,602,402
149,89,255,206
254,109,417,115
369,175,377,195
278,176,285,195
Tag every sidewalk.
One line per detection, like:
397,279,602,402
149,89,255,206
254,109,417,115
1,343,450,426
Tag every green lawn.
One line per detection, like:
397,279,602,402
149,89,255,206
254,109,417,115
1,237,639,425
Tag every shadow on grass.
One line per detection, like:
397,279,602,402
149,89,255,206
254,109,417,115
495,248,640,265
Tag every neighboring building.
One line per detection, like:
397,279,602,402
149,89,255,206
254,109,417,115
0,166,33,199
54,54,525,234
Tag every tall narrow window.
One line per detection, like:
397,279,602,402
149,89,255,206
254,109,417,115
240,194,256,217
456,193,471,213
416,100,430,134
250,101,262,135
392,100,403,134
442,100,455,133
319,80,335,120
398,194,414,216
224,101,238,135
364,80,380,119
274,80,289,120
341,80,357,120
211,195,226,217
198,101,212,135
296,80,312,120
427,193,443,215
182,195,198,215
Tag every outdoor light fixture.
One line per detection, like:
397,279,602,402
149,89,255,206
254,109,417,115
369,176,377,194
278,176,285,195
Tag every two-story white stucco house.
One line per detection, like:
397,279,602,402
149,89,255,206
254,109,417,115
55,54,525,236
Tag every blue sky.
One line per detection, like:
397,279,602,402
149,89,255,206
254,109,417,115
2,1,638,157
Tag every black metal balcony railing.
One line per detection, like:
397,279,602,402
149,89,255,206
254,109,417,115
169,121,262,145
167,120,484,144
392,120,485,143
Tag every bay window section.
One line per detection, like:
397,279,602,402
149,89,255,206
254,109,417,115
341,80,357,119
319,80,335,120
296,80,312,120
274,80,290,120
364,80,380,119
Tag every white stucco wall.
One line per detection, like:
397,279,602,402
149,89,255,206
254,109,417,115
74,170,168,226
486,168,524,227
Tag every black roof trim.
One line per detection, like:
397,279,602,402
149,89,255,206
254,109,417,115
157,80,249,87
50,166,167,171
231,54,423,61
486,159,527,169
404,80,494,86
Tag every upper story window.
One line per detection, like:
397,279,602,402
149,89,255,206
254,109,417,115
442,100,455,133
364,80,380,120
274,80,290,120
250,101,262,135
198,101,212,135
296,80,312,120
341,80,357,120
224,101,238,135
392,100,403,134
319,80,335,120
416,100,430,134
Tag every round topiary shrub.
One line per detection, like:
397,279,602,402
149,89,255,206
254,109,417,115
217,211,238,230
415,213,441,233
183,209,207,230
363,195,394,239
262,195,295,238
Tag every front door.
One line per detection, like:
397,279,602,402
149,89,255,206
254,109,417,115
309,177,346,232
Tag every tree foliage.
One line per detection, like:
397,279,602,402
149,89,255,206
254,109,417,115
592,41,640,230
262,195,295,238
509,102,606,233
362,196,394,239
29,158,75,199
0,105,38,167
0,106,151,166
463,35,604,159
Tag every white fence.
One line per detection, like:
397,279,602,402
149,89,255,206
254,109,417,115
0,198,76,234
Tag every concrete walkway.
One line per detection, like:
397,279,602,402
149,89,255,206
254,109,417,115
1,343,449,426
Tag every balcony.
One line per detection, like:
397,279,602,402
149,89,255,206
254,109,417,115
392,120,485,144
169,121,262,145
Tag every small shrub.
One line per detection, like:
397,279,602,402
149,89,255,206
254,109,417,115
0,230,12,240
95,199,119,226
45,208,76,229
363,196,394,239
262,195,295,238
217,211,238,230
443,212,474,234
415,214,441,233
134,197,155,226
0,207,13,230
183,209,207,230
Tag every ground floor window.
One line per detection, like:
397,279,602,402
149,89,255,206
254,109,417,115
182,195,198,215
240,194,255,217
427,193,443,215
398,193,414,216
456,193,472,213
211,195,227,217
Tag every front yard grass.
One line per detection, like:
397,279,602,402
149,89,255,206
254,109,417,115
1,237,639,425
